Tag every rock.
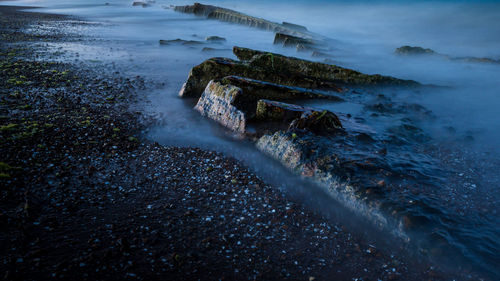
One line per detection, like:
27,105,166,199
255,99,305,122
234,46,419,87
194,78,342,133
201,47,230,52
205,36,226,42
282,22,308,32
178,57,342,98
395,46,437,56
132,1,154,7
274,33,315,48
220,76,342,101
159,39,204,46
289,108,343,134
173,2,218,16
194,80,248,133
256,100,343,134
395,45,500,64
173,3,314,39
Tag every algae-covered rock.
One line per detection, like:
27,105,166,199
233,46,419,87
395,46,437,56
256,100,343,134
178,57,342,98
289,109,343,134
255,100,310,122
194,80,248,133
220,76,342,101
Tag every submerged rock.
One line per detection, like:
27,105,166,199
205,36,226,42
395,45,500,64
159,39,204,46
395,46,437,56
132,1,151,8
274,33,316,49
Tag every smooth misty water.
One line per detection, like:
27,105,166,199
5,0,500,277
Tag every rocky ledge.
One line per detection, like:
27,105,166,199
179,46,419,98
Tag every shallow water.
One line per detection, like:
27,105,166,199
5,0,500,278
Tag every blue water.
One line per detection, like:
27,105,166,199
4,0,500,278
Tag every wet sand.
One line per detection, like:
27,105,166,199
0,5,485,281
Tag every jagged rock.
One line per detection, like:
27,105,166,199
205,36,226,42
159,39,204,46
178,57,342,98
395,46,437,56
194,80,248,133
282,22,308,32
234,46,419,87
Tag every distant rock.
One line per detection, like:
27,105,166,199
159,39,204,46
395,45,500,64
395,46,437,56
132,1,154,7
205,36,226,42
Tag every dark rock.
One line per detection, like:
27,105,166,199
173,3,314,39
395,45,500,64
205,36,226,42
194,78,342,133
274,33,315,48
234,46,420,87
256,100,342,134
395,46,437,56
220,76,342,101
178,57,342,98
159,39,204,46
201,47,230,52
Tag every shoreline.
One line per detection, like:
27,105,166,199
0,5,485,280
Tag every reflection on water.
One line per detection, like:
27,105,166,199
6,0,500,277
